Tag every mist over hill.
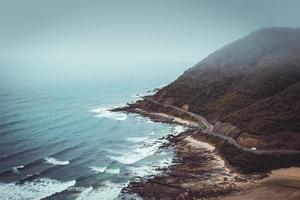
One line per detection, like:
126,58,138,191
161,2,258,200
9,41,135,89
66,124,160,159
137,27,300,150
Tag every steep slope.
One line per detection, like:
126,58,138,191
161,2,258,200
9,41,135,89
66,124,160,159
136,27,300,150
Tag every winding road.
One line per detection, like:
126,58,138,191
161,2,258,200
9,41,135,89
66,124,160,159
144,98,300,155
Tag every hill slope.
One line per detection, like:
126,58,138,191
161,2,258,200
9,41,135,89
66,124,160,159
136,27,300,150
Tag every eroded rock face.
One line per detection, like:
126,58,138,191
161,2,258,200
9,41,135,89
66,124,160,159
121,131,259,200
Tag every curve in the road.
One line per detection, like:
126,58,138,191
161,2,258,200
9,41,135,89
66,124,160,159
144,98,300,155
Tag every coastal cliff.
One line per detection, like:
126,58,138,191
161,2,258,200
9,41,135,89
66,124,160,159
130,27,300,151
116,27,300,199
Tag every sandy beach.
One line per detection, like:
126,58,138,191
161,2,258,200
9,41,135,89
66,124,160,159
219,167,300,200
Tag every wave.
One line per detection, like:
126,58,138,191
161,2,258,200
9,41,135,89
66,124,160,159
50,145,81,158
0,127,25,137
90,106,127,121
130,157,172,178
75,186,93,199
114,126,181,166
0,147,40,161
131,93,143,98
0,165,25,177
12,165,24,174
129,166,156,178
0,157,45,176
90,166,106,173
108,139,165,164
154,156,173,169
131,85,166,100
126,136,149,143
0,119,26,129
75,181,126,200
105,168,120,174
90,166,120,174
135,115,154,124
170,125,187,134
44,157,70,166
0,178,75,200
18,172,42,184
131,91,150,99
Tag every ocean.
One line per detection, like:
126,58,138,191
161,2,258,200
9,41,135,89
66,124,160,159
0,63,188,199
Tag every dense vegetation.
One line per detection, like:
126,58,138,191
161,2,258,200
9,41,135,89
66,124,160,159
138,27,300,150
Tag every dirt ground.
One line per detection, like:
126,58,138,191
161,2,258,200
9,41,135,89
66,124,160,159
219,167,300,200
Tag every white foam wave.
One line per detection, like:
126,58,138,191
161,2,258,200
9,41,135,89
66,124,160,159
90,166,106,173
130,157,173,178
105,168,120,174
135,115,154,124
0,178,75,200
90,166,119,174
109,139,164,164
90,107,127,121
129,166,156,178
76,186,93,199
12,165,24,174
76,181,126,200
155,156,173,168
126,136,149,143
45,157,70,166
157,84,167,89
131,86,163,100
131,92,149,99
131,93,143,98
171,125,186,134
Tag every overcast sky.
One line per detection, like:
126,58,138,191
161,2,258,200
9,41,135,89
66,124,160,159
1,0,300,66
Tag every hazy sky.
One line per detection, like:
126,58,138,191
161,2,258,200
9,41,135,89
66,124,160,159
1,0,300,66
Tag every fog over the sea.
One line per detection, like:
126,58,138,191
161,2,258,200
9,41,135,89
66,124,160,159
0,0,300,69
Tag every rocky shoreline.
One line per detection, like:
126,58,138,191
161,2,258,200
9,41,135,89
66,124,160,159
115,101,300,172
122,130,265,199
114,103,300,199
113,106,264,199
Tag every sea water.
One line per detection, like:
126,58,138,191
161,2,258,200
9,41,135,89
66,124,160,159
0,63,187,199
